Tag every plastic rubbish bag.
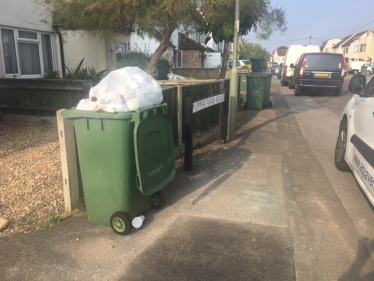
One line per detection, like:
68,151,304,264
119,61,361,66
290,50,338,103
77,67,163,112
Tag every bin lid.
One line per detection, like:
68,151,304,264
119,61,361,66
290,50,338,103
133,107,176,196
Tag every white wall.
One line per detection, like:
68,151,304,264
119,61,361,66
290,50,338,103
204,52,221,68
63,32,107,72
0,0,53,32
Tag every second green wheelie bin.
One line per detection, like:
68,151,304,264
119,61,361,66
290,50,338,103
246,72,267,110
263,73,272,107
61,104,175,235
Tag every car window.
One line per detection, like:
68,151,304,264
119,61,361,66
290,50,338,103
304,54,342,71
228,61,232,68
363,77,374,97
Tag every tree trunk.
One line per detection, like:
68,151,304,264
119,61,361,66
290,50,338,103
219,41,230,79
146,17,175,77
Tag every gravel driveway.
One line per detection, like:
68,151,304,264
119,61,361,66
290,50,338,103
0,122,65,237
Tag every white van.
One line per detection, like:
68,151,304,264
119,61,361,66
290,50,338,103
280,45,320,86
347,61,366,74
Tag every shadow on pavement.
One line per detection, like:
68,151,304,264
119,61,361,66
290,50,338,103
119,216,295,281
339,238,374,281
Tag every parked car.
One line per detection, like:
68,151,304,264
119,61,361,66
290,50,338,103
365,63,374,74
271,64,280,75
227,59,252,71
277,63,283,80
334,74,374,207
280,44,320,86
288,52,345,96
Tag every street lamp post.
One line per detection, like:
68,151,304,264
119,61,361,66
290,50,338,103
227,0,239,141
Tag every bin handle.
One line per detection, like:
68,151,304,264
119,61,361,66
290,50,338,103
135,175,140,189
130,104,167,123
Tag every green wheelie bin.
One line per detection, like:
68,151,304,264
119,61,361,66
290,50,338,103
246,72,267,110
61,104,175,235
263,73,272,107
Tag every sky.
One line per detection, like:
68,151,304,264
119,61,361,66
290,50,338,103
244,0,374,54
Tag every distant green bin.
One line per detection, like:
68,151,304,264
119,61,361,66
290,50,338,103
361,65,367,75
250,58,265,73
238,71,250,92
61,104,175,235
246,72,267,110
263,73,272,107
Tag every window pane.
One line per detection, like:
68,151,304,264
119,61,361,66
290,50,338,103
18,31,37,40
1,29,18,74
18,42,41,75
41,34,53,72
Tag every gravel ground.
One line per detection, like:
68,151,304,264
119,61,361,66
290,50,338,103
0,122,65,237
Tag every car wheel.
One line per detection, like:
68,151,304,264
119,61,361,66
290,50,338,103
294,85,302,96
368,70,372,75
281,79,287,86
288,78,294,89
333,89,341,96
334,119,350,172
353,70,359,74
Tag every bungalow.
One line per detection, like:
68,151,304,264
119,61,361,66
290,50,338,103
0,0,129,79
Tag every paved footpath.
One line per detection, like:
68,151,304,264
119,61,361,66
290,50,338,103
1,77,374,281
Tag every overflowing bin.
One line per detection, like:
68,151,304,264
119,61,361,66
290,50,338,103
61,104,175,235
246,73,267,110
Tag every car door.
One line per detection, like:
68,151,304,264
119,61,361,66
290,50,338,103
351,77,374,201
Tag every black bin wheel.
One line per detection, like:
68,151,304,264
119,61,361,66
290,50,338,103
110,212,131,235
151,191,164,209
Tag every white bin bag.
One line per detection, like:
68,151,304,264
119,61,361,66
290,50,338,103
77,67,163,112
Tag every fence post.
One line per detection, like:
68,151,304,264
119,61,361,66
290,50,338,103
57,109,80,213
184,97,193,171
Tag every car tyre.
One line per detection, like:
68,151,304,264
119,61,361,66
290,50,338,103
353,70,359,74
288,78,295,89
281,78,287,86
333,89,341,96
334,119,350,172
294,85,302,96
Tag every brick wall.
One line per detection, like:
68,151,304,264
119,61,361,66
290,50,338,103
183,50,201,68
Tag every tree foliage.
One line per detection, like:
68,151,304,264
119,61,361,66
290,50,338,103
198,0,286,78
239,38,270,61
39,0,200,75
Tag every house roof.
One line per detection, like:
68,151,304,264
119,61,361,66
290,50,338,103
178,33,207,51
341,30,367,47
206,46,219,52
333,34,354,49
276,49,287,56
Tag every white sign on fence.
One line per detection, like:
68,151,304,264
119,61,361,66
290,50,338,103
192,93,225,113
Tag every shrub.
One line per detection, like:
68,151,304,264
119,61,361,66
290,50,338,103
65,58,107,80
117,51,172,80
43,70,61,79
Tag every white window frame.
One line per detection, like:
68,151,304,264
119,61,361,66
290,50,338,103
0,27,55,78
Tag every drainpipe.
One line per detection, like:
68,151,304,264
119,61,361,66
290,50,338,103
52,25,66,78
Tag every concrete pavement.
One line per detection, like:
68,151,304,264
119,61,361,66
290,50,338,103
1,76,374,281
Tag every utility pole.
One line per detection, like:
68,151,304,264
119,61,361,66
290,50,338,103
228,0,239,141
309,36,311,45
